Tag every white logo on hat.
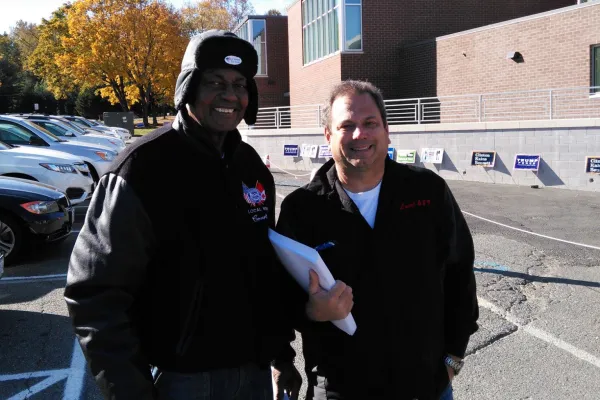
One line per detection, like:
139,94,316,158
225,55,242,65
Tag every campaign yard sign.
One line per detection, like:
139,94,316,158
513,154,540,171
319,144,332,158
585,156,600,173
421,148,444,164
396,150,417,164
471,151,496,167
283,144,299,157
388,147,395,160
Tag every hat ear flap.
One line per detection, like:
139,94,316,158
244,78,258,125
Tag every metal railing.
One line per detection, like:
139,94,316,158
239,86,600,129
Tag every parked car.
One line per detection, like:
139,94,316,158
27,118,126,152
0,116,118,183
0,140,93,204
64,115,132,141
11,114,123,141
0,176,74,265
0,251,4,279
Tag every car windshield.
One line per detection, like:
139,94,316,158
0,140,13,150
0,121,48,145
57,119,87,134
72,117,93,127
20,120,64,142
70,119,92,130
30,121,71,137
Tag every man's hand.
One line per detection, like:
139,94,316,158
272,361,302,400
305,269,354,322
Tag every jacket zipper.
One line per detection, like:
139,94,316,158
175,280,204,356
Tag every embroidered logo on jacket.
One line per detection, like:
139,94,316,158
242,181,267,207
400,199,431,210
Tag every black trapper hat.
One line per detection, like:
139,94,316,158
174,30,259,125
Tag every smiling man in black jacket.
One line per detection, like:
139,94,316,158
64,30,301,400
275,80,479,400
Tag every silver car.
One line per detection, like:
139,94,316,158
28,118,126,152
0,116,117,183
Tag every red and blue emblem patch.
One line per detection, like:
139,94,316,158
242,181,267,207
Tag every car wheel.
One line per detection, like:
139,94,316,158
0,213,24,266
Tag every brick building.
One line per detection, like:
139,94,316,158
234,15,290,108
286,0,586,108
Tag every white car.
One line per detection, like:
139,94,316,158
65,116,132,141
0,116,118,183
0,140,94,204
28,118,126,152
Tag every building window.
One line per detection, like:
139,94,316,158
235,19,267,76
344,0,362,51
593,46,600,94
302,0,342,64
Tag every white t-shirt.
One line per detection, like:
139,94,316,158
343,181,382,229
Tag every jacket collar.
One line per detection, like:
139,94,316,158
173,109,242,162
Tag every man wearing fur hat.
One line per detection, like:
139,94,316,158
65,30,302,399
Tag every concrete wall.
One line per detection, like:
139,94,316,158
241,119,600,192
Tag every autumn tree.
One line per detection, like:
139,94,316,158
26,5,77,100
59,0,187,125
181,0,255,35
181,0,230,37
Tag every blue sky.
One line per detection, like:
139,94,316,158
0,0,291,34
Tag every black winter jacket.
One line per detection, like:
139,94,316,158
64,112,294,399
276,158,478,400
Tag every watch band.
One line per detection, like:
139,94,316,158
444,356,464,375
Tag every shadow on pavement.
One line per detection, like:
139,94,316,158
474,267,600,288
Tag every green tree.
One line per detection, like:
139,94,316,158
266,9,282,16
9,21,39,67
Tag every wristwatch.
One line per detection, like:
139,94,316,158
444,356,464,375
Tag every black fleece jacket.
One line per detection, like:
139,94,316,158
276,158,478,400
64,112,294,399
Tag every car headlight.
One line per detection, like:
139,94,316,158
73,162,90,173
95,151,116,161
39,163,77,174
20,200,60,214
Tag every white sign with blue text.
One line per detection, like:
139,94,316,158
319,144,332,158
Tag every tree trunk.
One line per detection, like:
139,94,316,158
109,77,130,112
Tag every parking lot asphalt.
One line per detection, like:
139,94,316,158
0,172,599,399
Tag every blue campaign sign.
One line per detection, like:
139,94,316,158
514,154,541,171
388,147,395,160
283,144,299,157
585,156,600,173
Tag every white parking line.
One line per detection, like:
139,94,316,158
463,211,600,251
477,297,600,369
71,230,81,234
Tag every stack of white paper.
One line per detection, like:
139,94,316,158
268,228,357,336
